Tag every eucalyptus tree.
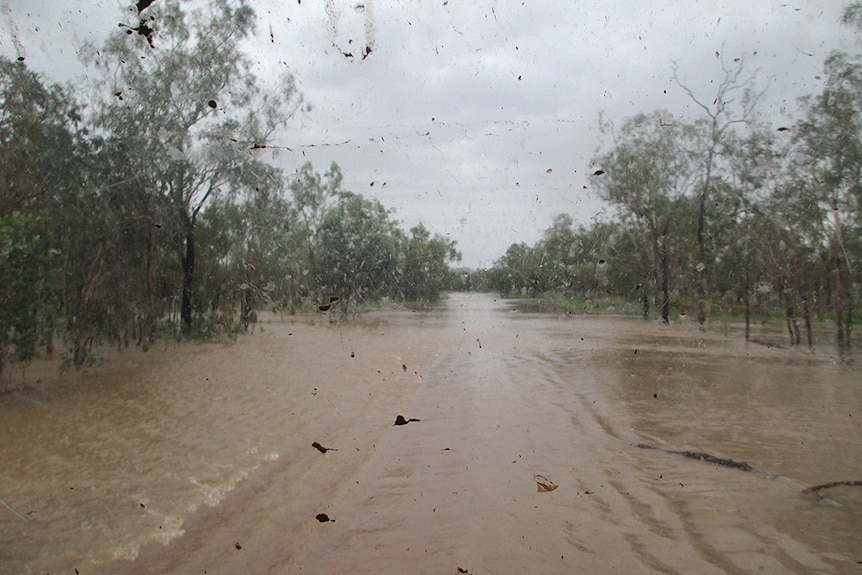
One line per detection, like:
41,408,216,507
234,164,295,319
194,161,295,326
317,191,399,309
397,223,461,302
0,58,82,369
674,58,764,324
593,111,695,323
193,198,242,319
536,214,578,293
0,211,57,374
289,162,343,302
571,220,627,295
86,0,303,333
492,242,546,297
793,50,862,346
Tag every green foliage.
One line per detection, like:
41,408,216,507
0,40,460,377
0,213,58,371
88,0,303,333
483,51,860,347
318,191,398,306
398,224,461,302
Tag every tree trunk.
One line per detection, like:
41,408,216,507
45,329,54,358
696,137,717,327
785,305,800,346
660,228,670,324
180,215,195,334
696,185,708,325
834,258,845,348
142,227,157,352
780,286,800,346
642,289,649,319
802,295,813,348
743,271,751,342
242,287,253,329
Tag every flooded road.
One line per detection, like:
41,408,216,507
1,293,860,574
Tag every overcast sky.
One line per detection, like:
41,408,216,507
1,0,857,268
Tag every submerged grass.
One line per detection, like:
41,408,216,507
503,291,857,340
507,292,642,316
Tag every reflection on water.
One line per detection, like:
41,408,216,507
0,293,860,574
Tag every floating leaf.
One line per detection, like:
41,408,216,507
534,474,558,492
394,415,421,425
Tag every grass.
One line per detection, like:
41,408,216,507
507,292,643,316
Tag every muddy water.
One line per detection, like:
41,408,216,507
1,293,861,574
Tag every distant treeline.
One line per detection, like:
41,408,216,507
470,22,862,348
0,0,459,374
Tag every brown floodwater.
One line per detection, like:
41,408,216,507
0,293,860,574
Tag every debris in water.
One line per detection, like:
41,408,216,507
801,480,862,495
593,169,605,176
636,443,756,472
136,0,156,13
534,474,558,492
312,441,338,454
235,542,242,550
0,496,28,522
316,513,333,522
318,295,340,312
394,415,421,425
120,17,157,48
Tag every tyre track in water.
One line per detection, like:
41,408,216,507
502,330,743,575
